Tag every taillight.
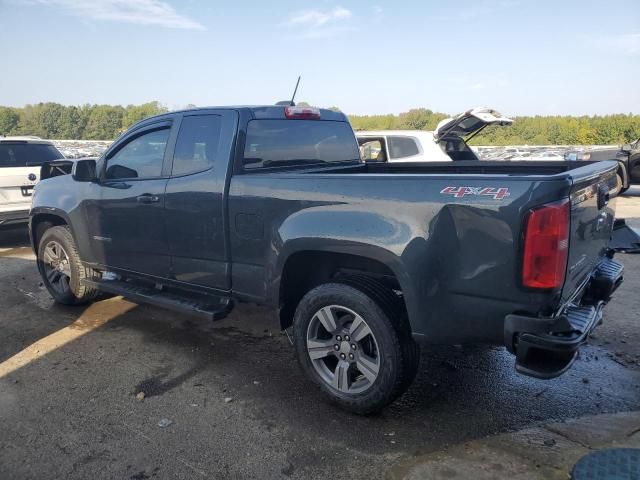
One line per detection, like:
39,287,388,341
522,199,570,290
284,106,321,119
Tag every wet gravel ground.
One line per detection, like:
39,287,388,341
0,191,639,480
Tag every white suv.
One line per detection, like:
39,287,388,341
0,137,64,227
357,107,513,163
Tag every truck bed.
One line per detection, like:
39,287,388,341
300,160,602,177
230,158,618,344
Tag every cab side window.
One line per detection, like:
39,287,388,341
105,128,170,180
358,139,385,162
388,136,420,159
172,115,222,176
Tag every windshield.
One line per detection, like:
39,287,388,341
0,143,64,168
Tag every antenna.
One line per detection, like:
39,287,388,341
290,76,301,106
275,76,302,106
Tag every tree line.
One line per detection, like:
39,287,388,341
0,102,168,140
1,102,639,145
349,109,640,145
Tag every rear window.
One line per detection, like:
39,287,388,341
243,120,359,170
456,117,484,133
0,143,63,168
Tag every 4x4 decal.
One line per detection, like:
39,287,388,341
440,186,510,200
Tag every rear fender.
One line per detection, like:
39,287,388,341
272,239,410,297
271,239,416,330
267,199,420,324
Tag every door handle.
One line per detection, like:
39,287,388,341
137,194,160,204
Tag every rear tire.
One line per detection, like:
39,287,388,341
293,281,419,415
338,275,420,393
38,225,98,305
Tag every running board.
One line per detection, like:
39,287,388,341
81,278,233,321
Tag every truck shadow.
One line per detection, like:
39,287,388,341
0,225,30,249
3,254,639,461
0,255,97,364
83,301,640,456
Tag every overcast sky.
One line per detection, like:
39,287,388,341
0,0,638,116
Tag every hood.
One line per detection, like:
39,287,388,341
434,107,513,141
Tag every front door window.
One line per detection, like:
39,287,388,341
105,128,169,180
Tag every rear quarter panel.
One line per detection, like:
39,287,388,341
229,172,569,344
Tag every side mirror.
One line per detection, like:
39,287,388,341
621,144,633,152
72,158,98,182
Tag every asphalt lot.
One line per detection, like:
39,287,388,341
1,187,639,480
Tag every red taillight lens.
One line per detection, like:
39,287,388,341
284,106,321,119
522,199,570,290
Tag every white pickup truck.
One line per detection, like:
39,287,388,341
356,107,512,163
0,137,64,227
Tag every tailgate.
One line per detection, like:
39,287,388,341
0,166,39,206
561,161,618,303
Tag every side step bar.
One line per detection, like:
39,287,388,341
81,278,233,321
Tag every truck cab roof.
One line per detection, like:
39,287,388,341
131,106,349,131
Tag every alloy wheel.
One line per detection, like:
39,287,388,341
42,240,72,295
306,304,381,394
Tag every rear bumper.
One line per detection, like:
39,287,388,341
504,257,623,379
0,209,30,226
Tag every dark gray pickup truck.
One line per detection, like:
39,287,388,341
30,105,624,414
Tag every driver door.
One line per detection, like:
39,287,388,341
85,120,174,278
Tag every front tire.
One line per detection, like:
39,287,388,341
612,173,624,196
38,225,98,305
293,282,419,415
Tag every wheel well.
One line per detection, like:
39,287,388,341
31,214,67,251
617,162,629,186
278,251,404,330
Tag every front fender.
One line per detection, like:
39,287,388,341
613,158,629,188
29,207,74,253
30,175,90,259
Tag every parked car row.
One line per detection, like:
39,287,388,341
481,148,565,161
52,139,111,159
